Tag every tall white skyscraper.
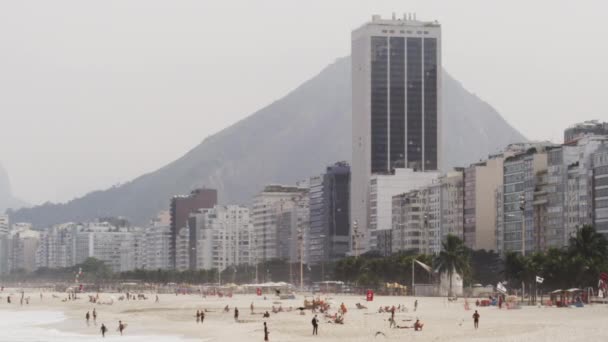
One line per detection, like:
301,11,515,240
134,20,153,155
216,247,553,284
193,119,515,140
351,14,442,253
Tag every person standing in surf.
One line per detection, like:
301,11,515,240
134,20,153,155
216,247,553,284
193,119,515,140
264,322,269,341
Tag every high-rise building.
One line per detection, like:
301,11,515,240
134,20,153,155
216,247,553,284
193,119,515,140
545,137,607,248
463,157,506,251
564,120,608,144
501,144,554,255
368,168,438,252
187,205,253,272
351,14,442,253
593,144,608,236
8,225,40,273
252,185,308,266
391,169,463,255
308,162,351,265
170,188,217,268
0,215,9,275
144,224,171,270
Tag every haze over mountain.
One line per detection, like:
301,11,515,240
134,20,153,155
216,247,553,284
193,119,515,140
0,163,28,214
10,56,525,228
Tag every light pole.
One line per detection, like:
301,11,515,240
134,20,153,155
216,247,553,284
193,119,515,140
519,193,526,255
352,220,360,258
298,228,304,290
254,238,259,284
318,234,327,282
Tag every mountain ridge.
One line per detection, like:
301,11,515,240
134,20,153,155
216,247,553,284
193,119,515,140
9,56,526,227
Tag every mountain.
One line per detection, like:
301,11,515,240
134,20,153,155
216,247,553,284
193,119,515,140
10,56,525,228
0,163,28,214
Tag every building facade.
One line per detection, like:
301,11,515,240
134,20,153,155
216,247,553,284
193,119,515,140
188,205,253,272
0,215,9,275
369,168,438,251
502,146,551,255
351,14,442,253
463,157,505,251
252,185,308,264
144,224,171,270
308,162,351,264
564,120,608,144
593,144,608,235
170,188,217,268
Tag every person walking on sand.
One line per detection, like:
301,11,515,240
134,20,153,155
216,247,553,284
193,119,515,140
264,322,269,341
118,320,125,335
472,310,480,329
414,299,418,312
93,308,97,322
251,302,254,314
86,311,90,325
100,323,107,338
234,307,239,322
196,310,200,323
201,310,205,324
312,315,319,335
155,294,159,303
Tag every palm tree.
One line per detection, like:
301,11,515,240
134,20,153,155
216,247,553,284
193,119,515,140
568,225,608,260
568,225,608,286
435,235,470,297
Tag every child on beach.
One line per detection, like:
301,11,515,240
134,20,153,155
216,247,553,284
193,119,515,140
264,322,269,341
100,323,107,337
473,310,480,329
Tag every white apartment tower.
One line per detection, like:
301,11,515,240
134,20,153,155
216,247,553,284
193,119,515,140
351,14,442,252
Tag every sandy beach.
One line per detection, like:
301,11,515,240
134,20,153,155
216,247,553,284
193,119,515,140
2,289,608,341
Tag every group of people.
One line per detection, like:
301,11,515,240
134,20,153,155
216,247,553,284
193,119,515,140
195,309,206,323
84,308,127,338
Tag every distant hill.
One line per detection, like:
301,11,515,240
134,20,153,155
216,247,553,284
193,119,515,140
0,163,28,214
10,56,526,228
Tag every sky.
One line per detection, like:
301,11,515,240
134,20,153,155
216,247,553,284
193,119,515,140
1,0,607,205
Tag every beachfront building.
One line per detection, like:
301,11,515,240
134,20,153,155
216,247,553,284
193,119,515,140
593,144,608,236
391,189,427,253
72,223,145,273
175,227,190,271
501,143,554,255
144,224,171,270
351,14,442,254
308,162,351,265
8,225,40,272
187,205,253,272
36,223,79,269
463,156,505,251
369,168,438,252
564,120,608,144
544,137,607,248
0,215,9,275
170,188,217,269
391,169,463,255
252,184,308,264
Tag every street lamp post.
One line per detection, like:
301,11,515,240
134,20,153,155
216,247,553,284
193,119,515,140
298,228,304,290
519,193,526,255
352,220,360,258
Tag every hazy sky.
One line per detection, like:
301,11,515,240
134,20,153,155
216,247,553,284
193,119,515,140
1,0,606,204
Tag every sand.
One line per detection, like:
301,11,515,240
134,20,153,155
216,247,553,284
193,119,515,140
1,288,607,341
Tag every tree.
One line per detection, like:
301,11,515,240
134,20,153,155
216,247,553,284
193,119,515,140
568,225,608,287
435,235,470,297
